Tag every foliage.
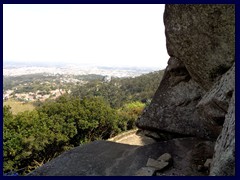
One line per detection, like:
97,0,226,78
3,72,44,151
117,101,145,131
71,70,164,108
3,73,104,93
4,95,125,175
3,70,164,175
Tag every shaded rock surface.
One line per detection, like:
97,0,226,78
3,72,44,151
135,153,173,176
197,64,235,122
197,63,235,138
28,138,213,176
157,153,172,162
164,4,235,90
146,158,169,170
204,159,212,170
135,167,155,176
137,4,235,140
210,91,235,176
136,57,208,138
28,5,235,176
136,4,235,176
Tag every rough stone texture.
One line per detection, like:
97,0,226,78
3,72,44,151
204,159,212,169
197,165,205,172
136,4,235,176
146,158,169,170
210,91,235,176
28,138,213,176
196,64,235,137
137,4,235,140
157,153,172,163
136,57,209,138
190,141,215,166
135,167,155,176
164,4,235,90
141,130,162,140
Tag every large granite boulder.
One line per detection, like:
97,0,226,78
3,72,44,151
136,4,235,139
210,89,235,176
164,4,235,90
136,4,235,176
197,63,235,138
136,57,208,138
28,138,213,176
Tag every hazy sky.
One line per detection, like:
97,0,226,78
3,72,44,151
3,4,169,69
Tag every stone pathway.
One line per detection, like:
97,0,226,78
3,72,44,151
108,130,156,146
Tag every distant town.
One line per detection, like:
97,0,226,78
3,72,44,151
3,63,160,103
3,63,158,77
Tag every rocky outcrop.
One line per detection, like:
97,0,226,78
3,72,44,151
28,138,213,176
28,4,235,176
164,4,235,90
210,91,235,176
136,57,208,138
197,64,235,138
137,4,235,139
135,153,173,176
136,4,235,176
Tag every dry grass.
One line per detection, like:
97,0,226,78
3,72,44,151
3,99,35,115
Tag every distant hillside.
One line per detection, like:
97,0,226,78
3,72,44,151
71,70,165,108
3,69,165,175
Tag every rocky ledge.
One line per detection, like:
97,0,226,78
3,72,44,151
136,4,235,176
28,4,235,176
28,138,214,176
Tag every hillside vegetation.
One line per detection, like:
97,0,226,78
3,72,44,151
72,70,165,108
3,70,164,175
3,100,35,115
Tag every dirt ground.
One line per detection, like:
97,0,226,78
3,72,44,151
109,130,156,146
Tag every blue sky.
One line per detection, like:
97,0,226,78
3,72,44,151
3,4,169,69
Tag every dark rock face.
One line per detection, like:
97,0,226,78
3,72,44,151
197,64,235,137
137,57,208,138
164,4,235,90
210,90,235,176
136,4,235,175
28,138,213,176
136,61,235,140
